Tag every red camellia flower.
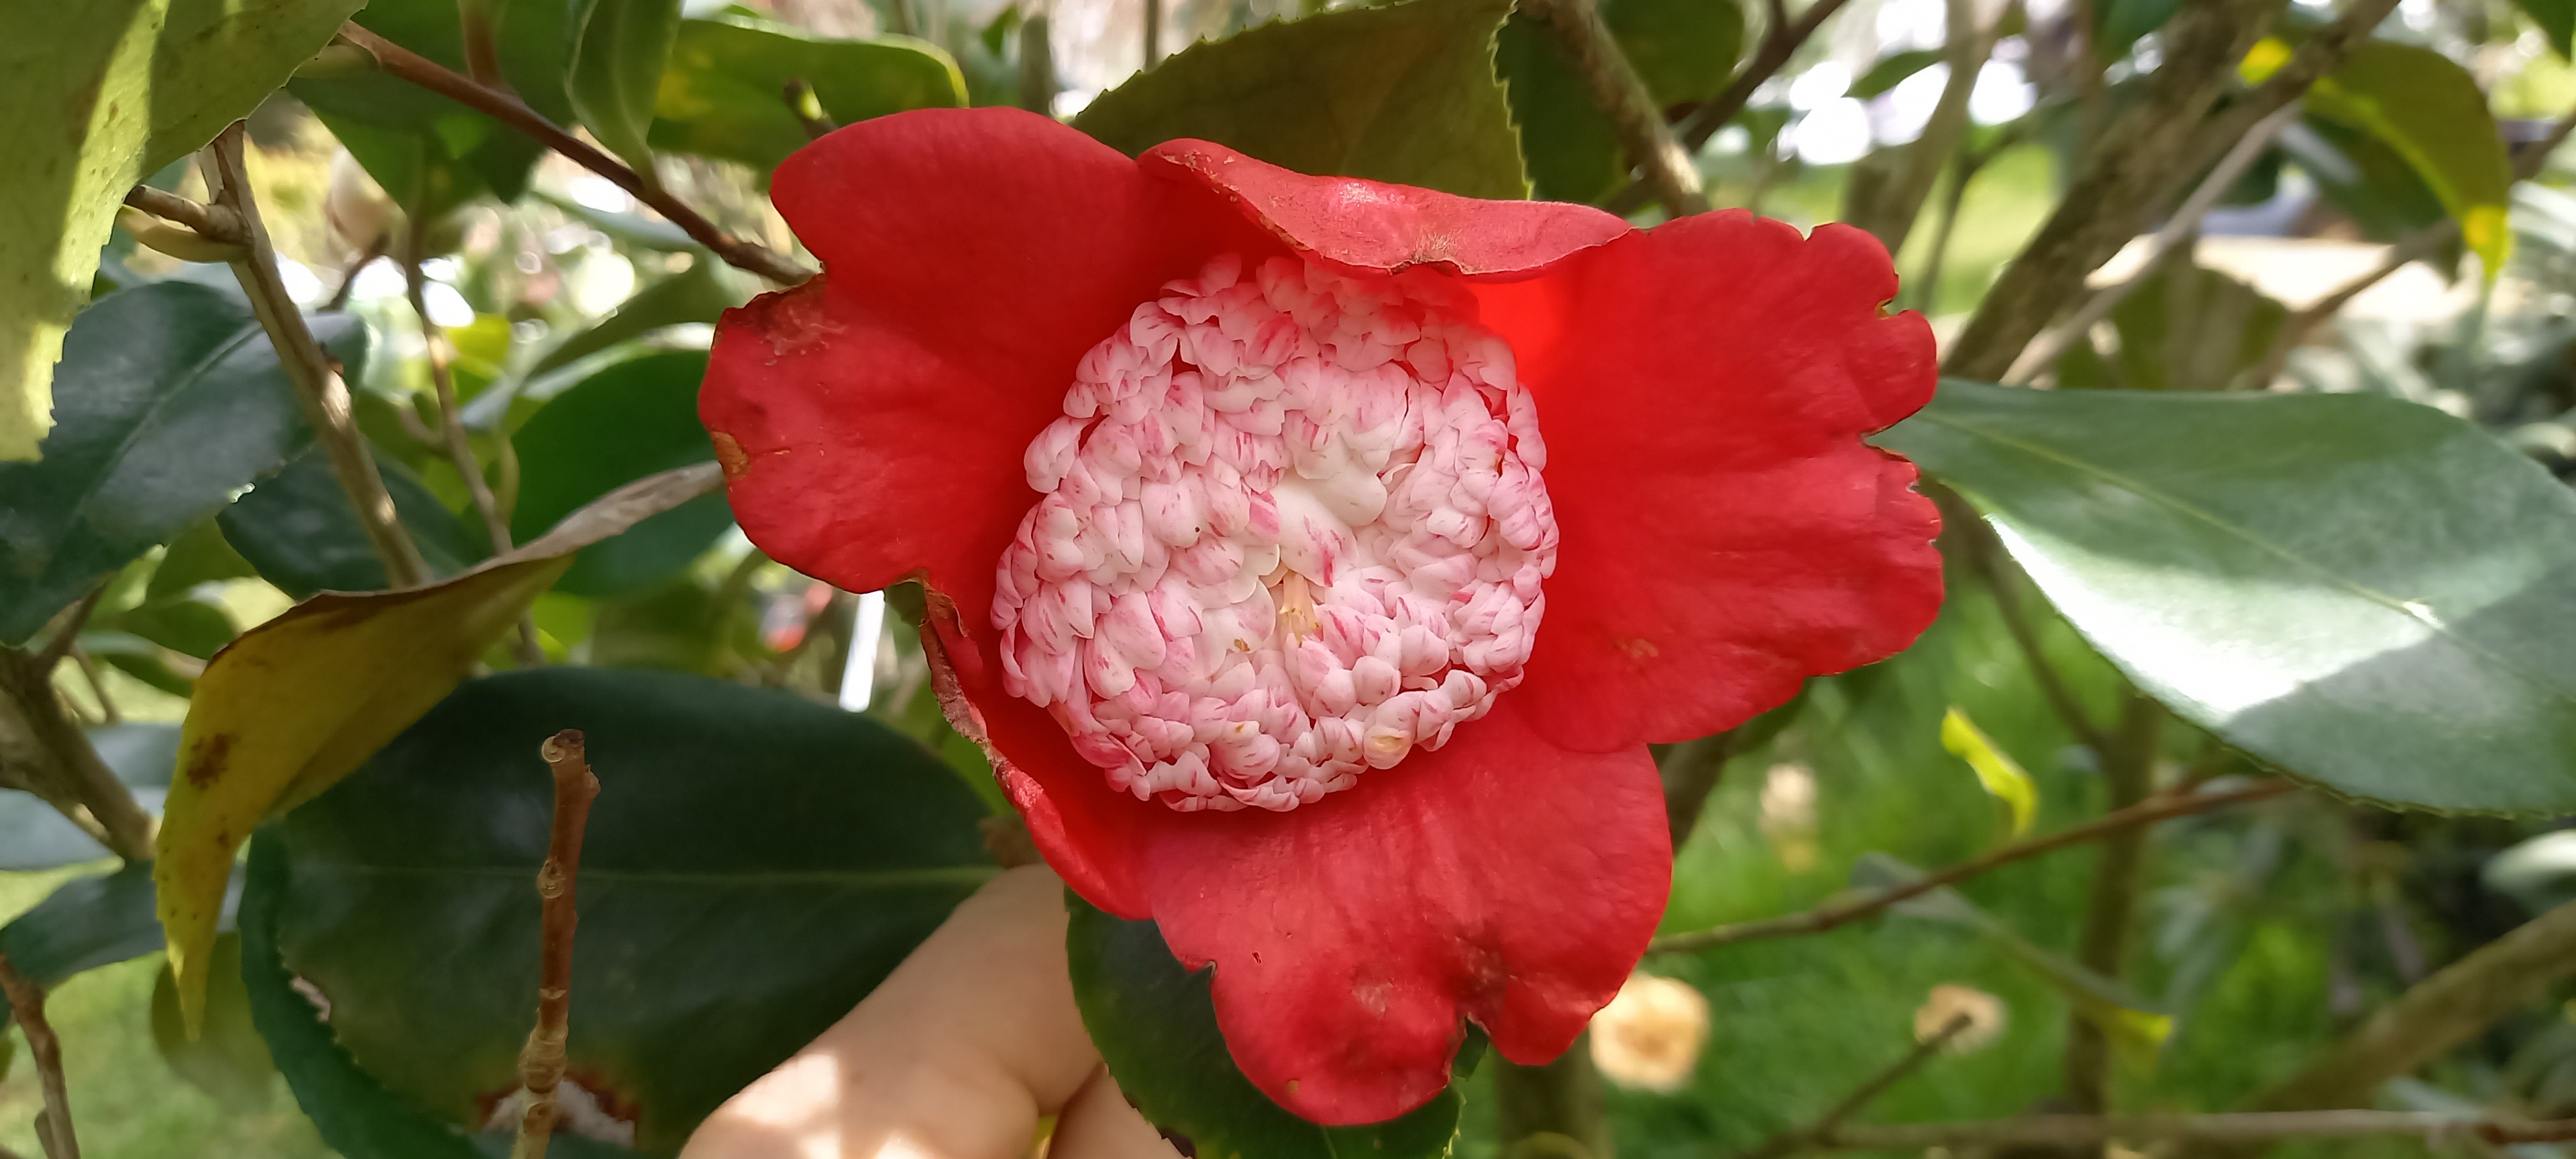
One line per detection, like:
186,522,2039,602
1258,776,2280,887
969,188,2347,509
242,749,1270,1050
700,107,1942,1125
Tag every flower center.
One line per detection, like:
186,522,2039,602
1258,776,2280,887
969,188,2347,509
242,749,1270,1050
992,254,1558,812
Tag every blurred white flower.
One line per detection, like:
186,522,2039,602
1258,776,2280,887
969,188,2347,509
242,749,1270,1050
1761,762,1820,872
1913,983,2008,1053
1589,973,1710,1092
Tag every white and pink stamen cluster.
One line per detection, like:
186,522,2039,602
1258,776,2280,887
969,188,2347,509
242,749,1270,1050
992,253,1560,813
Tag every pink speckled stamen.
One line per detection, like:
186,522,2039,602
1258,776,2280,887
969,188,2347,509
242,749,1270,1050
992,254,1558,812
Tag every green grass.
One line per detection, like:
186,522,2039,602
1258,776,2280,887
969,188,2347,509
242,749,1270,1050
1,866,337,1159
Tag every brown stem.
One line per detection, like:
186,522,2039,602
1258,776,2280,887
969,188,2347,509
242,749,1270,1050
1814,1112,2576,1151
458,0,504,87
0,648,156,862
69,651,118,726
1143,0,1163,66
400,207,542,663
2249,100,2576,386
29,587,108,678
1839,0,2013,252
205,123,430,589
326,233,389,313
0,954,80,1159
1739,1014,1975,1159
513,730,601,1159
336,24,812,287
1939,0,2322,381
120,185,243,245
1496,1032,1614,1159
1678,0,1857,151
1524,0,1709,217
2060,694,2162,1122
1651,780,2289,954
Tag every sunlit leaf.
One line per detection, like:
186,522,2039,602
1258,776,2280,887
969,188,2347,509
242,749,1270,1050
1939,708,2038,836
220,448,486,598
510,351,732,597
1849,48,1944,99
528,260,751,378
1,0,360,461
156,463,724,1032
1879,381,2576,815
293,0,582,205
572,0,687,179
1074,0,1529,200
650,15,967,174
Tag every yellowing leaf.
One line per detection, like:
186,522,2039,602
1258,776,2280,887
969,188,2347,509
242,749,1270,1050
155,462,723,1032
1940,708,2038,836
2312,41,2515,276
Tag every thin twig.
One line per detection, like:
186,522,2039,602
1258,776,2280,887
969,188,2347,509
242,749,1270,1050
782,79,836,141
401,200,543,664
1143,0,1162,66
0,954,79,1159
0,648,156,862
2249,101,2576,387
120,186,243,245
69,650,118,726
1524,0,1710,216
336,23,811,287
1739,1014,1975,1159
325,233,389,313
2004,100,2301,384
1650,780,2291,954
513,730,601,1159
29,587,108,677
2062,693,2163,1117
1812,1111,2576,1151
205,122,430,589
1678,0,1856,152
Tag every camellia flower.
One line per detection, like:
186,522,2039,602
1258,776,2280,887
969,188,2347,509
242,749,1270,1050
699,107,1942,1125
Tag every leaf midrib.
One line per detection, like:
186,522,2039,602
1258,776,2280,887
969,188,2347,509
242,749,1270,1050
50,318,276,584
1917,408,2576,711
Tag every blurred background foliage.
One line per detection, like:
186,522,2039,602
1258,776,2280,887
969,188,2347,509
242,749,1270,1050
10,0,2576,1151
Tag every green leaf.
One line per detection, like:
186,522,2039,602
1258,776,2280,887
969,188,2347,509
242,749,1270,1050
158,464,723,1032
1602,0,1742,106
572,0,688,178
1065,893,1470,1158
1849,48,1945,100
650,15,967,174
2052,262,2287,391
1,0,362,462
252,668,993,1154
511,351,732,598
1072,0,1529,200
238,837,488,1159
0,858,243,1036
1939,707,2038,836
220,447,486,598
292,0,583,206
2284,115,2452,245
152,932,279,1109
147,516,258,601
2286,39,2515,273
529,260,752,379
2095,0,2181,62
109,594,238,659
0,725,176,871
2514,0,2574,59
1878,380,2576,814
0,282,364,643
1495,15,1623,203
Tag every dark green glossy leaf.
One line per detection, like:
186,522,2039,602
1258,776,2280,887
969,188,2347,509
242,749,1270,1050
0,724,176,871
572,0,687,178
2095,0,2180,62
1074,0,1528,200
529,261,752,379
510,351,732,597
0,283,361,643
239,836,488,1159
292,0,582,205
1850,48,1944,100
1603,0,1742,106
1065,894,1470,1158
111,594,238,659
220,448,486,598
2285,116,2452,246
650,15,967,174
152,932,279,1109
2515,0,2575,58
256,668,993,1153
1495,14,1622,203
1879,380,2576,813
0,856,241,1035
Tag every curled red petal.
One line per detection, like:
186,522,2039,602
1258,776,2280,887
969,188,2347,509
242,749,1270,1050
1133,686,1669,1125
700,108,1265,609
1475,212,1945,751
1142,140,1631,278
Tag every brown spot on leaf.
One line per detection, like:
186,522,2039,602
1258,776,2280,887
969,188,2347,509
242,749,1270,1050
711,430,749,480
184,734,233,789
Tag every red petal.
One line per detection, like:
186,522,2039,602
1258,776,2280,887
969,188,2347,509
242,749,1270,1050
1475,212,1944,751
700,108,1267,610
1142,140,1631,278
1132,689,1669,1125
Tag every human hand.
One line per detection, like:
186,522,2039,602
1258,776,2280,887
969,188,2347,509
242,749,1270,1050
679,866,1181,1159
